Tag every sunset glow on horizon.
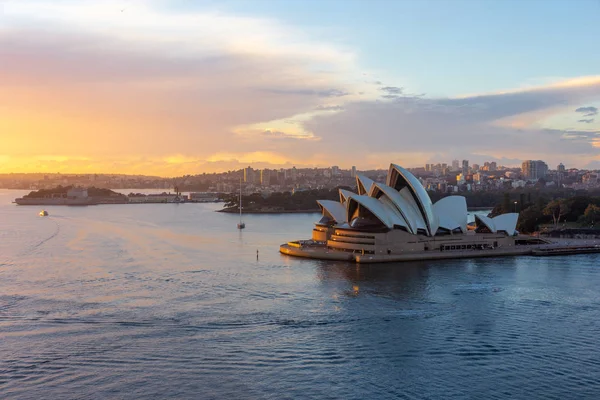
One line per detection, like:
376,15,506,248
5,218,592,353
2,0,600,176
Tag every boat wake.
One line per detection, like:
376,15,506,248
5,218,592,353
17,217,61,258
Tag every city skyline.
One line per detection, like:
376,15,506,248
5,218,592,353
2,0,600,176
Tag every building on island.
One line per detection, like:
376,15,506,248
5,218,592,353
280,163,547,263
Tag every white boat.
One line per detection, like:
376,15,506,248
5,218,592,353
39,210,48,216
237,178,245,229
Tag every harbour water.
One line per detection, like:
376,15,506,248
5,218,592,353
1,189,600,399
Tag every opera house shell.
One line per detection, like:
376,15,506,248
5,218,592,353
280,164,545,263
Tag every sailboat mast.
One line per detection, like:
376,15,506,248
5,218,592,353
239,178,242,221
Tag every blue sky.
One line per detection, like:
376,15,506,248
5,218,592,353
168,0,600,96
1,0,600,174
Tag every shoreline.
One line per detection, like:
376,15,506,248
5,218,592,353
218,207,492,214
218,208,320,214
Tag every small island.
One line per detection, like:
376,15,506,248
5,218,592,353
14,186,208,205
14,186,128,205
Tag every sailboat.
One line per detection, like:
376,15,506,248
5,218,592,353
237,178,245,229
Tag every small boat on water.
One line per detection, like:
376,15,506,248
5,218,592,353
39,210,48,216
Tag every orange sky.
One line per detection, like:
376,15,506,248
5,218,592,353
2,1,600,176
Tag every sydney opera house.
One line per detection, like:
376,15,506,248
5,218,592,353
280,164,547,263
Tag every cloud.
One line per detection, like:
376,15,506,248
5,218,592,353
578,119,595,123
303,78,600,168
2,0,600,174
380,86,404,95
314,105,344,111
260,129,317,140
260,88,350,97
0,0,370,175
575,106,598,116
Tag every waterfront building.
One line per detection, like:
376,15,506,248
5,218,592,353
351,166,357,178
280,164,542,263
188,192,219,202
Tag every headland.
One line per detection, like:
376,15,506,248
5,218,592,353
13,186,220,205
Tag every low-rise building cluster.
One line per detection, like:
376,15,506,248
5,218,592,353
1,159,599,195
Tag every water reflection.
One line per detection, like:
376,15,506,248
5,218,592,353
316,260,430,301
2,192,600,399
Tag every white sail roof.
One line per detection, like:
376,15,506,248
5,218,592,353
492,213,519,235
312,163,520,238
369,182,428,234
433,196,468,233
475,214,496,233
397,187,428,233
356,174,375,195
386,164,439,236
338,188,355,205
317,200,347,223
346,195,408,230
377,195,411,231
475,213,519,235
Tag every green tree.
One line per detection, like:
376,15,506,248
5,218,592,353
519,193,526,211
578,204,600,227
543,199,571,228
502,192,511,213
517,206,545,233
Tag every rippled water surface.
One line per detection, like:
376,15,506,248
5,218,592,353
2,189,600,399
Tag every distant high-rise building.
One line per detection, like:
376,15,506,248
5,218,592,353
490,162,497,171
277,170,286,185
557,163,565,173
351,166,357,178
290,166,298,182
462,160,469,176
260,169,271,186
522,160,548,180
243,166,255,183
331,166,340,176
472,163,480,172
425,163,431,172
452,159,459,171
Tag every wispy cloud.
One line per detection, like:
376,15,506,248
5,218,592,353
0,0,371,174
379,86,404,99
303,78,600,168
314,105,344,111
575,106,598,117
